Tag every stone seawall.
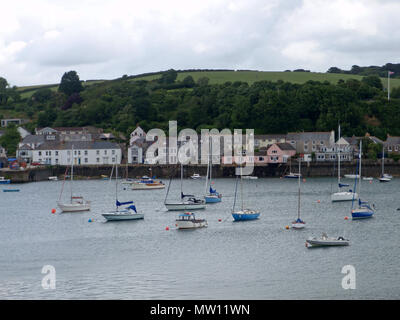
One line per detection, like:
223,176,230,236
2,160,399,183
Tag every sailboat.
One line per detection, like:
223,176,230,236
175,212,208,229
378,146,392,182
291,158,305,229
57,146,91,212
284,157,302,179
204,143,222,203
351,141,375,219
232,166,260,221
331,125,358,202
164,164,206,211
102,161,144,221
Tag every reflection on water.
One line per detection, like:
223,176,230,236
0,177,399,299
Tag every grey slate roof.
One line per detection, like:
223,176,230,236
276,142,296,151
286,132,332,141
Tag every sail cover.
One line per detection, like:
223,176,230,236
209,187,217,194
339,183,349,188
116,200,134,206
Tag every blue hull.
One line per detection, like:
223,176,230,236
352,211,374,219
232,213,260,221
205,196,222,203
0,180,11,184
3,189,19,192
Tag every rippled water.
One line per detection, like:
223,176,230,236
1,176,399,299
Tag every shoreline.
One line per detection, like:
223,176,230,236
1,160,399,183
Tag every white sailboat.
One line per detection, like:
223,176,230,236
378,146,392,182
164,164,206,211
291,159,305,229
57,146,91,212
331,125,358,202
102,161,144,221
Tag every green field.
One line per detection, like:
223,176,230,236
16,70,400,98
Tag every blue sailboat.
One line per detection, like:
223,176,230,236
351,141,374,220
231,167,260,221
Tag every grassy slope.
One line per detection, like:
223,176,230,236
15,70,400,99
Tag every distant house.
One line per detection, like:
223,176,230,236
254,148,268,164
35,126,102,135
127,137,153,164
0,145,7,158
286,131,335,156
129,126,146,145
16,144,33,163
254,134,286,149
1,118,27,127
267,143,296,163
384,136,400,155
31,141,121,165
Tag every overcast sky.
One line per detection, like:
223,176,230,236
1,0,399,86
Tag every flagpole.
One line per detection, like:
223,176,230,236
388,71,391,101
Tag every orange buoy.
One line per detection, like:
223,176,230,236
344,216,349,220
51,208,56,214
285,225,289,230
317,200,321,203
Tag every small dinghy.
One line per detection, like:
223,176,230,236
306,233,349,248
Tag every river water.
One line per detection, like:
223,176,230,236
0,176,399,299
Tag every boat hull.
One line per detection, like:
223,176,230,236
351,208,374,219
57,201,91,212
102,212,144,221
306,239,349,247
378,177,391,183
165,202,206,211
343,174,360,179
205,195,222,203
232,210,260,221
291,222,305,229
0,180,11,184
331,192,358,202
176,220,208,229
131,183,165,190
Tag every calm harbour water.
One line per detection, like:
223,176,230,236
0,176,399,299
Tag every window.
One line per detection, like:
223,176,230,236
96,158,100,163
78,151,81,155
55,159,59,164
84,150,88,155
388,146,392,152
104,150,107,155
74,150,77,155
96,150,100,155
320,141,324,145
38,151,42,156
112,149,115,155
55,151,58,156
84,158,88,163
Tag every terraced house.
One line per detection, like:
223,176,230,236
31,141,121,165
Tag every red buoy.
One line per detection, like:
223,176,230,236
165,226,169,231
51,209,56,214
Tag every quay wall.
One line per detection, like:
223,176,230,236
2,160,400,183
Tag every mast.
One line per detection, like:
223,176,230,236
232,174,239,213
204,139,210,196
382,145,385,176
358,141,362,197
180,162,183,197
298,158,301,220
116,158,119,211
70,145,74,203
240,165,244,210
337,125,341,191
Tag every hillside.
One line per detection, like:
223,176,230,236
15,70,400,99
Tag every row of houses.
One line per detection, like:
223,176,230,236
5,125,400,166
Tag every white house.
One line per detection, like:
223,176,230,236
129,126,146,145
32,141,122,165
0,145,7,158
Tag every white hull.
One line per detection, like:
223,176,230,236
363,177,373,181
306,237,349,247
343,174,360,179
379,177,391,182
48,176,58,181
176,220,207,229
165,202,206,211
131,183,165,190
242,176,258,180
291,223,305,229
102,212,144,221
331,192,358,202
57,201,91,212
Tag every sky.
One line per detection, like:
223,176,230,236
1,0,400,86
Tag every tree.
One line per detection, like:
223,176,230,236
361,75,383,90
0,77,10,105
58,71,83,96
327,67,342,74
158,69,178,84
0,124,20,156
32,88,53,103
182,75,195,88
